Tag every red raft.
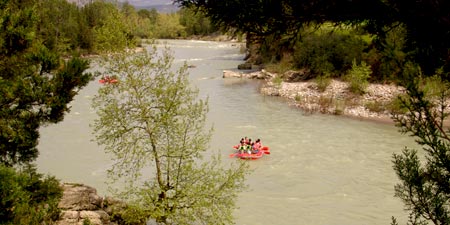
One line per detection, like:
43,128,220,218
229,146,270,160
99,76,118,84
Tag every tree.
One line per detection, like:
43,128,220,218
155,13,186,38
92,47,249,224
0,0,92,166
392,67,450,225
0,164,62,225
91,2,129,52
36,0,81,53
174,0,450,77
179,7,217,36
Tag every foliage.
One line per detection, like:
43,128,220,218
293,29,368,77
265,54,294,74
391,67,450,225
179,7,218,36
364,101,386,113
91,2,130,52
0,164,62,224
154,13,186,39
367,24,408,82
315,73,332,92
259,32,297,64
177,0,450,79
421,73,449,100
92,47,249,224
36,0,81,53
0,0,92,166
344,60,371,95
271,75,283,87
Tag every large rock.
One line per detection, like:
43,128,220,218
237,63,252,70
58,183,103,211
223,70,242,78
283,69,312,82
56,183,121,225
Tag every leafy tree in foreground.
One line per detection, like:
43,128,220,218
392,68,450,225
92,47,249,224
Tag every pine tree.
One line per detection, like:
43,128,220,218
392,67,450,224
0,0,92,166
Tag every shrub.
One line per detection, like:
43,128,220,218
333,98,346,115
272,75,283,87
265,54,294,74
421,73,450,100
315,73,332,92
365,101,386,113
0,165,62,225
293,30,367,78
344,60,371,95
386,94,410,114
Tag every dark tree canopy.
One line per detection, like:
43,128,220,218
175,0,450,76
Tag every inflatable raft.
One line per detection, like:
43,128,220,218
230,146,270,159
99,76,118,84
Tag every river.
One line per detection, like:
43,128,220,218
37,39,415,225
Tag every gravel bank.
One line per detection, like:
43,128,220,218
257,74,406,122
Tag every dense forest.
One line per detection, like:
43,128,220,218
1,0,450,224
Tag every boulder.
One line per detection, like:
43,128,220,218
56,183,120,225
59,211,79,224
58,183,103,211
283,70,312,82
80,211,110,225
237,63,252,70
223,70,242,78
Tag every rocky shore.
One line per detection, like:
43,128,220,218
223,70,405,122
56,183,125,225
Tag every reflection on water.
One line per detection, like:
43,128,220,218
37,39,414,225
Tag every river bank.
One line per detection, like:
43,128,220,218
224,69,405,123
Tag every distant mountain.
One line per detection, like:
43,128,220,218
123,0,179,12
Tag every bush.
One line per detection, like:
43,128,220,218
386,94,410,114
265,54,294,74
420,73,450,100
365,101,386,113
272,75,283,87
0,164,62,225
344,60,371,95
315,73,332,92
366,25,407,82
293,30,367,78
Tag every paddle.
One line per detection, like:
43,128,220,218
261,146,270,155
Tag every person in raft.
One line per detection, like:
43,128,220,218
238,139,247,154
246,138,253,154
252,139,262,153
